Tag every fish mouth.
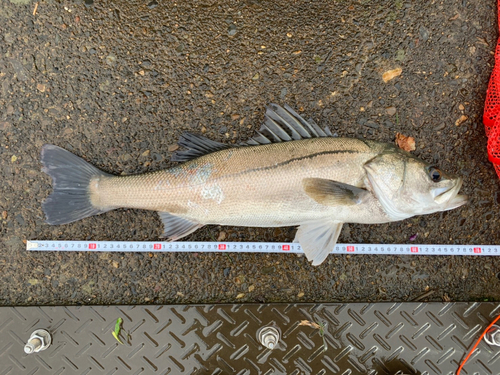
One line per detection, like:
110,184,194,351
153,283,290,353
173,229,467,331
434,178,468,210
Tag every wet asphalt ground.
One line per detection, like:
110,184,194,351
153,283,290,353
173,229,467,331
1,0,499,306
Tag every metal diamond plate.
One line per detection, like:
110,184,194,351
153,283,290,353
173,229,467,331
0,303,499,374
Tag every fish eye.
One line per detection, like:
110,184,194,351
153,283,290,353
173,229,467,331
428,167,442,182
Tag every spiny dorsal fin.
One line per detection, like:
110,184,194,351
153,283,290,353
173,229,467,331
171,132,231,162
243,103,334,145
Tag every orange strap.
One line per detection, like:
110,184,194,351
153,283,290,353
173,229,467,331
456,313,500,375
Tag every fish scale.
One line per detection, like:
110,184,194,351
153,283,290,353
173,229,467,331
94,138,387,227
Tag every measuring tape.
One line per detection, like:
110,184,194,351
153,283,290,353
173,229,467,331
26,241,500,256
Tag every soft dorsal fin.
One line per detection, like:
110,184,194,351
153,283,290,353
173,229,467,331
171,132,231,162
171,104,334,161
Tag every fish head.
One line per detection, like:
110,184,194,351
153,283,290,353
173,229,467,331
364,148,468,220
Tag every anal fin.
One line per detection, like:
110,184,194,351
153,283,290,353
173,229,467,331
294,220,343,266
158,212,203,241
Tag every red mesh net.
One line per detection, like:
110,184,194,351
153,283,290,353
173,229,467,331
484,2,500,177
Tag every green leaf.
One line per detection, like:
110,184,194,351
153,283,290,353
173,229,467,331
112,331,124,345
313,55,323,64
395,49,405,62
112,318,124,344
317,321,328,352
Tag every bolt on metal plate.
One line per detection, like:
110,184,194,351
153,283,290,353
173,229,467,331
24,329,51,354
1,303,499,374
485,324,500,347
257,325,280,349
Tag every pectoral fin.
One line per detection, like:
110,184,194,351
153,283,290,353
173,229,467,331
303,178,369,206
294,220,343,266
158,212,203,241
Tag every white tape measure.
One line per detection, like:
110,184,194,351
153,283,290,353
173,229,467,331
26,241,500,256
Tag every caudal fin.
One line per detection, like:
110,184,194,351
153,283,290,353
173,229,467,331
41,145,112,225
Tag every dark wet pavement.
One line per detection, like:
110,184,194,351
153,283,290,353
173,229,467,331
1,0,499,305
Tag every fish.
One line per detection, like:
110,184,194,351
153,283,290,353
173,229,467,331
41,104,468,265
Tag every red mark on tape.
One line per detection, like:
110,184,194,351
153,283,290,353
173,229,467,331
474,247,481,254
88,243,96,249
282,245,290,251
218,244,226,250
411,247,418,253
347,246,355,252
153,244,161,250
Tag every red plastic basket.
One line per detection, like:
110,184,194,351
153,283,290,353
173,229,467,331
484,2,500,177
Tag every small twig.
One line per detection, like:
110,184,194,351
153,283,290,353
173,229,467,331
225,253,234,264
412,290,435,302
33,2,39,16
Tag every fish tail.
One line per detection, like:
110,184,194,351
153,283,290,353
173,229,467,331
41,144,112,225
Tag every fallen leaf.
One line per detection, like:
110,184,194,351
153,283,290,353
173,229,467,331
455,115,468,126
235,275,245,284
382,68,402,83
37,83,46,92
297,292,305,298
386,107,397,116
112,318,124,344
11,155,17,162
248,285,255,292
236,293,245,299
395,132,416,152
395,49,405,62
217,231,226,241
299,320,321,329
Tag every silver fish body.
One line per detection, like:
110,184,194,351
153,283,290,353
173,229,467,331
41,104,468,265
93,138,389,226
